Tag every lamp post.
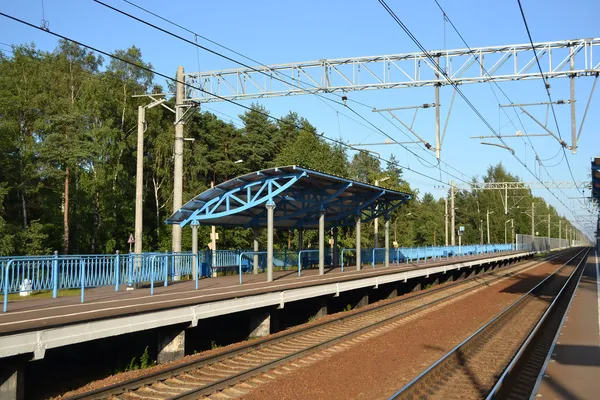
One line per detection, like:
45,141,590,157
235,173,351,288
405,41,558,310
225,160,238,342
504,219,513,244
209,159,244,277
374,177,390,248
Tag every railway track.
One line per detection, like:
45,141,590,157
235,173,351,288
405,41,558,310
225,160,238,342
389,246,589,400
67,250,571,400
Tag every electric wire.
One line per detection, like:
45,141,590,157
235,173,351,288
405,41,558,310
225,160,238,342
0,11,464,190
376,0,585,232
101,0,472,182
515,0,583,196
432,0,578,217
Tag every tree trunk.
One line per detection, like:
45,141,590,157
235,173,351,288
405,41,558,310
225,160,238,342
20,191,28,229
153,177,160,244
63,166,70,254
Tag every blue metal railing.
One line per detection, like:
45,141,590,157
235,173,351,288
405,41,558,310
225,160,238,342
2,242,530,311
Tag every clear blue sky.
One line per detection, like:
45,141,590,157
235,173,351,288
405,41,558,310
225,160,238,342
1,0,598,238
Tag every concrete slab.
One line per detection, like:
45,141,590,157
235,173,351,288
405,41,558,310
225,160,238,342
535,251,600,400
0,251,532,360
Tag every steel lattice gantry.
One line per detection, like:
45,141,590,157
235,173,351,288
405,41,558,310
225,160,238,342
184,38,600,103
166,166,412,281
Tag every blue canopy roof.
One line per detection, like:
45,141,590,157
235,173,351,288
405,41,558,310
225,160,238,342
166,166,412,229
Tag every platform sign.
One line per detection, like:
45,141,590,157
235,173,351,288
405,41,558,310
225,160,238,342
458,226,465,236
128,233,135,252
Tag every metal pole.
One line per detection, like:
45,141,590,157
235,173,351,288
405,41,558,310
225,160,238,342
384,216,390,268
356,215,361,271
134,106,145,257
253,228,259,274
319,208,325,275
570,45,577,154
435,58,441,160
531,202,535,237
172,66,185,254
511,219,515,248
266,201,275,282
559,220,562,245
486,210,491,245
191,222,198,278
547,214,551,239
451,180,455,246
504,184,508,215
444,197,448,246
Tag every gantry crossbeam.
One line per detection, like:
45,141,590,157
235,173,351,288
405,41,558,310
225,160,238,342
185,38,600,103
452,181,588,190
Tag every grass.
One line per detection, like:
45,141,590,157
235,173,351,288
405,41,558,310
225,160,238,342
5,288,81,301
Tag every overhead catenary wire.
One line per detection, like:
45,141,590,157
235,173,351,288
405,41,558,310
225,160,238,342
0,11,467,191
98,0,472,183
376,0,587,233
515,0,583,196
431,0,579,219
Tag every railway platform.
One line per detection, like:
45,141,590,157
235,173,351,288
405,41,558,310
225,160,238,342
0,250,532,357
534,250,600,400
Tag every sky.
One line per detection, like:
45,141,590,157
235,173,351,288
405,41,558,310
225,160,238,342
0,0,598,239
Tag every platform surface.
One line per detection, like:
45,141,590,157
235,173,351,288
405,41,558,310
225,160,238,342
535,250,600,400
0,251,527,336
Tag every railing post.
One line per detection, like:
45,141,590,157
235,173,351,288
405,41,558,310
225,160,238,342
52,250,59,298
114,250,120,291
164,254,169,287
372,248,376,269
195,254,199,290
340,249,345,272
127,252,133,287
150,256,155,295
238,253,244,285
3,260,13,312
80,259,86,303
298,250,303,277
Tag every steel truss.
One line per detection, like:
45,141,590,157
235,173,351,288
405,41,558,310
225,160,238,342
185,38,600,103
177,172,409,229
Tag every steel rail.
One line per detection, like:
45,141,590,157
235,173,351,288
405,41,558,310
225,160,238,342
388,246,588,400
65,250,561,400
487,248,591,399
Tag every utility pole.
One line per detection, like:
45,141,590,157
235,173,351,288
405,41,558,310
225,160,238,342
451,180,455,246
570,45,577,154
531,202,535,237
559,219,562,244
444,197,448,246
133,97,166,259
435,56,441,160
547,214,551,238
511,219,515,247
173,66,185,254
486,210,493,244
480,219,484,245
134,106,146,257
374,177,389,248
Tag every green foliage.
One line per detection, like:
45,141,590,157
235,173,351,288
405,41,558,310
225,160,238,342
344,304,352,312
0,42,576,256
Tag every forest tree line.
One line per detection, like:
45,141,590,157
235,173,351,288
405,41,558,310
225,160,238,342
0,41,577,255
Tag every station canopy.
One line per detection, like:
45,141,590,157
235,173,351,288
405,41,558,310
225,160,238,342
166,166,412,229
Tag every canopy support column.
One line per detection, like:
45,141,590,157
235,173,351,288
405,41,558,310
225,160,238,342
384,215,390,268
191,222,199,277
253,228,259,274
266,200,275,282
356,215,361,271
319,208,325,275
